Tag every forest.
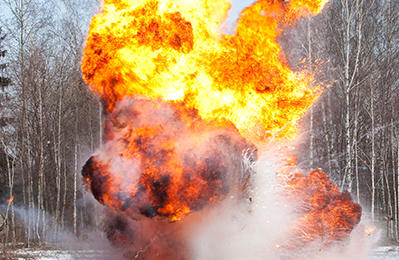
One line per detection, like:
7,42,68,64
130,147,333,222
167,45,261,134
0,0,399,249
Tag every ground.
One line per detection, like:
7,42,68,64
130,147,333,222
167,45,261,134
0,247,398,260
373,246,399,260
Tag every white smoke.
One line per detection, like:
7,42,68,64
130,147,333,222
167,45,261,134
180,147,379,260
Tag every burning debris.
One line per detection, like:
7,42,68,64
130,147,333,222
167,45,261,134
80,0,363,257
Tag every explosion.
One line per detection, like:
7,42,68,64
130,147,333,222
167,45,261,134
82,98,255,221
284,169,362,245
81,0,327,142
81,0,362,257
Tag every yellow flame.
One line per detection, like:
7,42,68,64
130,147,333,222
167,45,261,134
365,226,375,235
82,0,328,143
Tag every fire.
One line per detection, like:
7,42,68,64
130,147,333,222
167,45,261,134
82,98,255,221
6,195,14,203
81,0,362,253
283,169,362,245
82,0,326,142
365,226,375,236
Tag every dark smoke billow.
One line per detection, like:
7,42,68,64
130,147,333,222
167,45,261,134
81,97,256,222
78,0,367,257
80,94,366,259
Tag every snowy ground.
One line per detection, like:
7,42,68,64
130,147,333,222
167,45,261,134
2,247,398,259
3,249,114,260
0,246,399,260
372,246,399,260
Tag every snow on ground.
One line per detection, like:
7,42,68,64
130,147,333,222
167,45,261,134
8,249,114,260
372,246,399,260
3,246,399,260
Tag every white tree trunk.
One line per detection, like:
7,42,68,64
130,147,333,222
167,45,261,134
73,99,78,235
36,78,45,245
1,138,17,244
371,84,376,223
54,77,63,240
308,16,314,170
354,86,360,203
321,98,332,176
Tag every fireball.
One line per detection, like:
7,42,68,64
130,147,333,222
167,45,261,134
82,0,326,142
81,0,361,254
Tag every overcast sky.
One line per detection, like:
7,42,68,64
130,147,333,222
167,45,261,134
0,0,258,36
229,0,255,18
224,0,256,32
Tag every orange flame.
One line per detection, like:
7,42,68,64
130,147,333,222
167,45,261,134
80,0,362,252
283,169,361,245
82,98,255,221
82,0,327,142
7,195,14,203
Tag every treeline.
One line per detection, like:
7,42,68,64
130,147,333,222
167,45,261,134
1,0,399,248
292,0,399,242
0,0,103,246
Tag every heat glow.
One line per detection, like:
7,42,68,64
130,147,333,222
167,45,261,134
82,98,255,221
82,0,328,142
284,169,362,244
81,0,362,253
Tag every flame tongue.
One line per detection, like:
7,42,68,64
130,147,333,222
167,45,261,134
82,98,255,221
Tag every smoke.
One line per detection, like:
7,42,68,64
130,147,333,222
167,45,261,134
77,0,376,257
82,97,256,222
180,149,378,260
183,152,290,260
78,97,372,259
79,146,377,260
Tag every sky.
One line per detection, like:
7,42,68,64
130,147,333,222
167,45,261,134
0,0,256,25
224,0,256,32
0,0,258,39
229,0,256,18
